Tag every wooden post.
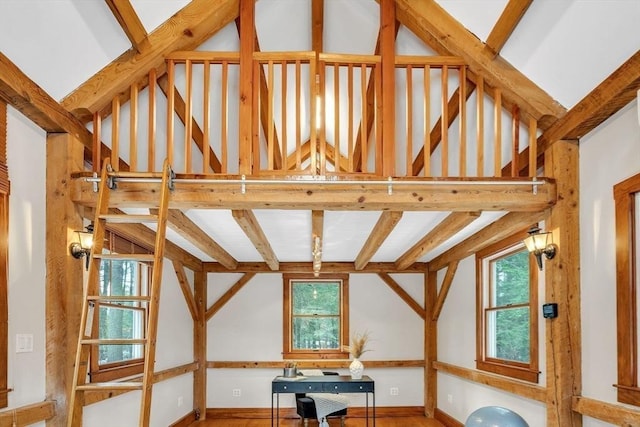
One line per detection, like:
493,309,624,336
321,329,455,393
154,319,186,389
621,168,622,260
380,0,396,176
238,0,255,175
544,140,581,427
193,269,207,419
424,269,437,417
45,133,85,427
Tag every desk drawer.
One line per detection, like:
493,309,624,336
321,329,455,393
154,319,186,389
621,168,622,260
323,382,374,393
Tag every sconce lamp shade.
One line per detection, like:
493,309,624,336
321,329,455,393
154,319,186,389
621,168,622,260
70,224,94,269
523,226,556,271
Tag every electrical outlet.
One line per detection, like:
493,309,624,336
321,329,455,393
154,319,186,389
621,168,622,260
390,387,399,396
447,394,453,404
177,396,183,407
232,388,241,397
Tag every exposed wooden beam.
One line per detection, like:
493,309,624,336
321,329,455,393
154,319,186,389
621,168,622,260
0,401,56,425
429,210,546,272
205,273,256,320
62,0,239,115
484,0,533,58
380,0,396,176
538,50,640,153
396,211,481,270
378,272,425,319
205,261,428,274
232,210,279,270
172,260,199,321
431,260,458,321
238,0,254,174
354,211,403,270
0,51,93,147
157,75,222,173
105,0,151,53
394,0,566,129
72,177,556,213
156,208,237,269
208,359,424,369
312,0,324,53
573,396,640,426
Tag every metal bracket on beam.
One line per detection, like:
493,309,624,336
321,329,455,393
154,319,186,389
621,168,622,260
168,166,176,191
241,174,246,194
387,176,393,195
92,172,98,193
106,164,117,190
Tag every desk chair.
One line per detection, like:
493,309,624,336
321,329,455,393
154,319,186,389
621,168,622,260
295,372,347,427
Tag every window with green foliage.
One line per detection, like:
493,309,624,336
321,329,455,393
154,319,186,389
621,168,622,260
476,232,539,382
283,274,349,359
90,233,150,382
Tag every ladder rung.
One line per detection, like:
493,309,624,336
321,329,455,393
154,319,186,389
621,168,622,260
76,382,143,391
81,338,147,345
87,296,151,302
99,214,158,224
94,254,155,262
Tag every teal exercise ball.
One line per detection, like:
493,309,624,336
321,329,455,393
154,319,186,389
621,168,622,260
464,406,529,427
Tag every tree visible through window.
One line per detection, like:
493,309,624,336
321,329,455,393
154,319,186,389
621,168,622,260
283,274,349,359
476,232,539,382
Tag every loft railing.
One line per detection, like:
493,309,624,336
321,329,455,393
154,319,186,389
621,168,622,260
91,51,539,179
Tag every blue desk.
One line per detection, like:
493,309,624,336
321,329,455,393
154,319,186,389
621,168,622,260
271,375,375,426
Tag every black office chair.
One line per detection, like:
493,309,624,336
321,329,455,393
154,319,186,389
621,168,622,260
295,372,347,427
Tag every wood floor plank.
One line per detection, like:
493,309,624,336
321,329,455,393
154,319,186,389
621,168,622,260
190,416,444,426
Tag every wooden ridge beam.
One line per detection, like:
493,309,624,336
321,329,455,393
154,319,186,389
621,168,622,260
62,0,239,115
394,0,566,129
232,210,279,270
105,0,151,53
0,51,92,147
378,272,425,319
355,211,403,270
204,261,428,274
396,211,481,270
429,210,546,272
206,273,256,320
484,0,533,58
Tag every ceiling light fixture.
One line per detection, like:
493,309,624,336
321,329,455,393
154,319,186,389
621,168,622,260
312,235,322,277
523,225,556,271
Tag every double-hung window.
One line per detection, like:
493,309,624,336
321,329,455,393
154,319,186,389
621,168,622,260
476,232,539,382
283,274,349,359
90,232,150,382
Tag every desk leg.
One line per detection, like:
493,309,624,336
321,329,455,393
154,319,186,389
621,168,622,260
366,393,369,427
373,391,376,426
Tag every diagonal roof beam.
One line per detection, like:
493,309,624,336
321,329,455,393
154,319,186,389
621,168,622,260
378,272,426,319
355,211,403,270
394,0,566,130
206,273,256,320
153,208,238,270
232,209,279,271
395,211,480,270
172,260,199,321
62,0,240,116
105,0,151,53
429,210,546,272
0,51,92,147
484,0,533,59
286,139,349,172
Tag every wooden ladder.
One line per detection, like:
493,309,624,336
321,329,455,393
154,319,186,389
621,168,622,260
67,159,173,427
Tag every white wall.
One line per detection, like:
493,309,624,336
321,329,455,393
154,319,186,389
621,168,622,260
580,102,640,427
5,107,195,427
207,272,425,409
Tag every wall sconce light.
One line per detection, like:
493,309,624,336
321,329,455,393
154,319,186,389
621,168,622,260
69,223,94,270
523,225,556,271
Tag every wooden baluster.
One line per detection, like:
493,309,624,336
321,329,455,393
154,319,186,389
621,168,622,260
348,64,354,172
184,59,193,173
423,65,431,177
360,63,367,173
441,65,448,177
511,105,520,177
111,96,120,171
252,59,260,173
203,60,211,174
334,64,340,171
319,62,326,175
92,112,101,173
295,60,301,170
148,68,156,172
221,61,229,174
166,60,175,167
528,117,537,177
406,65,413,176
281,61,287,171
494,87,502,177
130,82,138,171
459,66,467,177
476,76,484,177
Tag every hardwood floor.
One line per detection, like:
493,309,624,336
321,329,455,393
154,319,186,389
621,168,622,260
189,416,444,426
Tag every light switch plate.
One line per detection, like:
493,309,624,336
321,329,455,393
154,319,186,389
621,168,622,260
16,334,34,353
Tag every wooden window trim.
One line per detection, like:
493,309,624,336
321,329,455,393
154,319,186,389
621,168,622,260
89,231,151,382
476,231,540,383
614,172,640,406
283,273,350,360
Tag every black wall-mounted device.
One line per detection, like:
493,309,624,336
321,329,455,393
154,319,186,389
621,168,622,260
542,303,558,319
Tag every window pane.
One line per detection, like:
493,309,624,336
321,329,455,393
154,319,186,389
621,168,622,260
486,307,530,363
292,316,340,350
98,305,144,365
292,282,340,315
492,250,529,307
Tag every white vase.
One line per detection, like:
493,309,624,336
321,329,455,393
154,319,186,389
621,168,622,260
349,358,364,379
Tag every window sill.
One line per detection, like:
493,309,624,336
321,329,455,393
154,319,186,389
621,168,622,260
615,384,640,406
476,360,539,383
